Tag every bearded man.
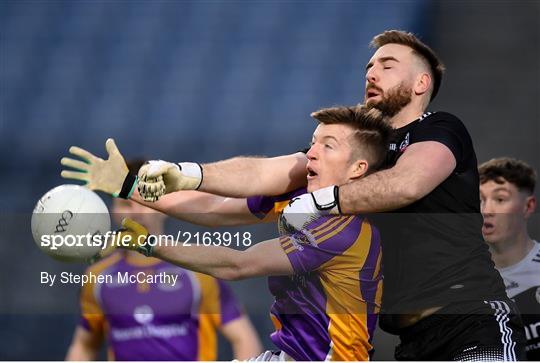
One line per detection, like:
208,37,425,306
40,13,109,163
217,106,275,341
61,30,526,361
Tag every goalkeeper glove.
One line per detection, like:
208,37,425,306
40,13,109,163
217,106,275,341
88,218,153,263
60,138,138,199
280,185,341,231
138,160,202,202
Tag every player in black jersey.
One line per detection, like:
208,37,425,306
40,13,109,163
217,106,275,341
480,157,540,360
280,30,526,360
60,30,526,360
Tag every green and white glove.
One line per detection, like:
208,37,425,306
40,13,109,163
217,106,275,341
60,138,138,199
138,160,202,202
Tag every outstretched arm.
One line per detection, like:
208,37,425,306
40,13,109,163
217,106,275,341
282,141,457,230
130,189,267,227
60,139,308,201
200,152,308,197
152,236,293,281
338,141,456,213
111,218,293,280
138,152,308,201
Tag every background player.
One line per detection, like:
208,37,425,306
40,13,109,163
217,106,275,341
63,106,389,361
65,161,262,361
479,157,540,360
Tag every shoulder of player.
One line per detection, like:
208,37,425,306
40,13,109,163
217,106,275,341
303,215,370,239
519,241,540,266
85,251,123,275
251,187,307,215
420,111,465,128
532,241,540,262
305,214,355,227
419,111,466,128
263,187,308,202
415,111,474,150
192,271,233,298
503,246,540,279
511,285,540,303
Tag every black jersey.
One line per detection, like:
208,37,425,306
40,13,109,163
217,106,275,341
498,241,540,360
375,111,508,333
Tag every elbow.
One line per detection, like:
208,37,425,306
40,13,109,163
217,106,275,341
212,257,250,281
203,203,238,228
401,183,424,204
214,267,244,281
200,217,239,228
198,219,221,228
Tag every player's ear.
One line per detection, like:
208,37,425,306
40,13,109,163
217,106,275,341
524,195,536,219
414,72,431,96
350,159,369,180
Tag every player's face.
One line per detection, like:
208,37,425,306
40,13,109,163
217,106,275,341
364,44,416,117
305,123,365,193
480,180,533,244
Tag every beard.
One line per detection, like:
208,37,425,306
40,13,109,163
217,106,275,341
365,82,412,118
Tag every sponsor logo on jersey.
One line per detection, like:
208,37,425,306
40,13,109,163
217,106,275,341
290,273,309,287
525,320,540,340
399,133,410,152
289,235,305,251
134,305,154,324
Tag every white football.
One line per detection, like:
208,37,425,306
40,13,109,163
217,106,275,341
31,184,111,262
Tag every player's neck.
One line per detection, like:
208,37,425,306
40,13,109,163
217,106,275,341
388,102,426,129
489,231,535,269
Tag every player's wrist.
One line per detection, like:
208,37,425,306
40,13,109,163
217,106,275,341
115,218,153,256
177,162,203,190
115,231,154,256
113,173,138,199
134,235,154,257
311,185,341,214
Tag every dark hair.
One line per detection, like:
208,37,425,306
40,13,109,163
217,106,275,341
310,105,391,172
371,30,445,101
479,157,536,195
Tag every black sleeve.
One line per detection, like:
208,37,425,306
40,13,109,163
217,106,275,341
410,112,468,168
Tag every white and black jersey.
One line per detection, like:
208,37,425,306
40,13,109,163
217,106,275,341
374,111,508,332
373,111,525,359
498,241,540,360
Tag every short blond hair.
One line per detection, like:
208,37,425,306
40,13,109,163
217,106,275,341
311,105,391,172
